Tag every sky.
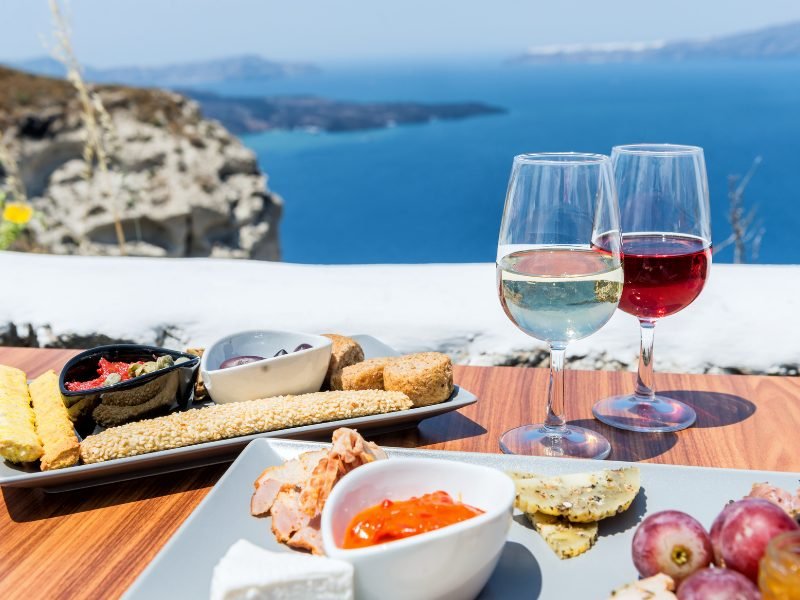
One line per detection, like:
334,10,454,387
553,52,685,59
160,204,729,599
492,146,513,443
2,0,800,66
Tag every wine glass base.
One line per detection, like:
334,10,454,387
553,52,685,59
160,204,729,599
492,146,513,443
499,424,611,459
592,394,696,433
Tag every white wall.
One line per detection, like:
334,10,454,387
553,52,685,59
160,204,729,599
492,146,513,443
2,251,797,374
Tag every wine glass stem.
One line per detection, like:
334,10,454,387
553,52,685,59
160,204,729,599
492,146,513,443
544,343,567,431
634,319,657,401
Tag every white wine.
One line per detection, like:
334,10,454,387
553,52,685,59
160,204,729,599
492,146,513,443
497,248,623,343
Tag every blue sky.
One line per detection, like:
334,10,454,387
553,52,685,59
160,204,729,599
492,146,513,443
3,0,800,66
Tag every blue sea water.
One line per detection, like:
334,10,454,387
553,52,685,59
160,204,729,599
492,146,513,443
216,61,800,264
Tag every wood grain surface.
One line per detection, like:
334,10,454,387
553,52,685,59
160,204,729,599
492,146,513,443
0,347,798,600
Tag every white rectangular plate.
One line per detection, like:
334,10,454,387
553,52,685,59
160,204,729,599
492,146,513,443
0,335,476,491
125,438,800,600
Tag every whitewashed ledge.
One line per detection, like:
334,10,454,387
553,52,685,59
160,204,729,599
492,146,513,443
1,251,798,375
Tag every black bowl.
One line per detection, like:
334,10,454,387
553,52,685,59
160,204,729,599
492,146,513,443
59,344,200,431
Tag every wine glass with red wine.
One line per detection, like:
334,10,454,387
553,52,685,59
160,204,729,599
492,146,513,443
592,144,712,432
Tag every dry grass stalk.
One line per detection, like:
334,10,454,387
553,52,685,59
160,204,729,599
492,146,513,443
0,129,27,204
716,157,765,263
48,0,127,254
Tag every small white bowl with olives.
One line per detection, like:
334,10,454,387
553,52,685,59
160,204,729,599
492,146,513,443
200,330,333,404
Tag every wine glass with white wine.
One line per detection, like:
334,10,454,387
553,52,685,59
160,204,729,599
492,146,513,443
496,153,623,458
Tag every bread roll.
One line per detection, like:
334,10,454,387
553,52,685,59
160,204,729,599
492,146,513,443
341,358,394,391
322,334,364,390
383,352,453,407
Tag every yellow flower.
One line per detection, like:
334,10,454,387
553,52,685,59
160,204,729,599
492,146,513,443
2,203,33,225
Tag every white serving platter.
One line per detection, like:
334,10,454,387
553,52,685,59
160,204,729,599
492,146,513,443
125,438,800,600
0,335,476,491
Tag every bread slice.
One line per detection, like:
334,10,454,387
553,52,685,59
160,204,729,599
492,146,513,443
321,334,364,390
383,352,453,407
341,358,394,391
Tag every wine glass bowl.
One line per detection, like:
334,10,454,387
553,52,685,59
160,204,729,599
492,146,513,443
616,233,711,320
592,144,712,433
496,153,623,458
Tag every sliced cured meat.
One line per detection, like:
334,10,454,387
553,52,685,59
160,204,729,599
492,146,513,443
252,428,388,555
288,516,324,555
747,482,800,517
251,450,327,517
299,428,387,516
270,489,310,544
331,426,387,464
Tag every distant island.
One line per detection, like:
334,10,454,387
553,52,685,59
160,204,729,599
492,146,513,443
183,90,505,134
511,20,800,64
8,54,319,86
5,54,506,134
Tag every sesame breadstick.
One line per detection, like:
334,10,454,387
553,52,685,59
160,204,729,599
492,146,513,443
80,390,412,464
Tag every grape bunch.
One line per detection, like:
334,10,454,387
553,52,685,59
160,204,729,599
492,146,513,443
631,497,798,598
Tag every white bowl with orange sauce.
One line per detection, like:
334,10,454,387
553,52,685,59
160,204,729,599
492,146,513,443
321,457,515,600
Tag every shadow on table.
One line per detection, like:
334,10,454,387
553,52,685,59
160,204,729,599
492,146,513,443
660,390,756,428
569,419,678,462
371,411,487,447
3,463,226,523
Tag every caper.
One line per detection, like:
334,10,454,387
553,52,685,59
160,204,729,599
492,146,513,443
156,355,174,370
102,373,122,387
141,361,158,374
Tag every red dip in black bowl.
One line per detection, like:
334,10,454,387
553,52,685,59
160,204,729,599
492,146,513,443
59,344,200,432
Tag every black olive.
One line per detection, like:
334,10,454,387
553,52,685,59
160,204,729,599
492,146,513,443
219,355,264,369
274,349,288,357
293,343,313,352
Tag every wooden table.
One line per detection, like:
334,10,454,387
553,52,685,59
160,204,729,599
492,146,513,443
0,347,798,600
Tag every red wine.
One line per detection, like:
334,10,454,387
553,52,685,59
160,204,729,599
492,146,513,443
617,234,711,319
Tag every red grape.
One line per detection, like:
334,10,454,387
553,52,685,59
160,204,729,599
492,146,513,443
717,498,799,581
677,568,759,600
632,510,713,584
709,501,737,566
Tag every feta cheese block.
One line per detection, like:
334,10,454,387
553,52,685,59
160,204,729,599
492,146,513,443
210,539,354,600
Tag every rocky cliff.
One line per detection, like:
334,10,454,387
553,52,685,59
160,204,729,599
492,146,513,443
0,66,282,259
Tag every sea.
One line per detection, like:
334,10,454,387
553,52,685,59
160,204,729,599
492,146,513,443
209,60,800,264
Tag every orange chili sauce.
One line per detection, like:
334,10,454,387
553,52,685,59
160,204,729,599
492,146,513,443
341,490,484,549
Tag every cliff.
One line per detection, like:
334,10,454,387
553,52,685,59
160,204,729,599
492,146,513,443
8,57,506,135
10,54,319,87
183,91,505,134
0,66,282,259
